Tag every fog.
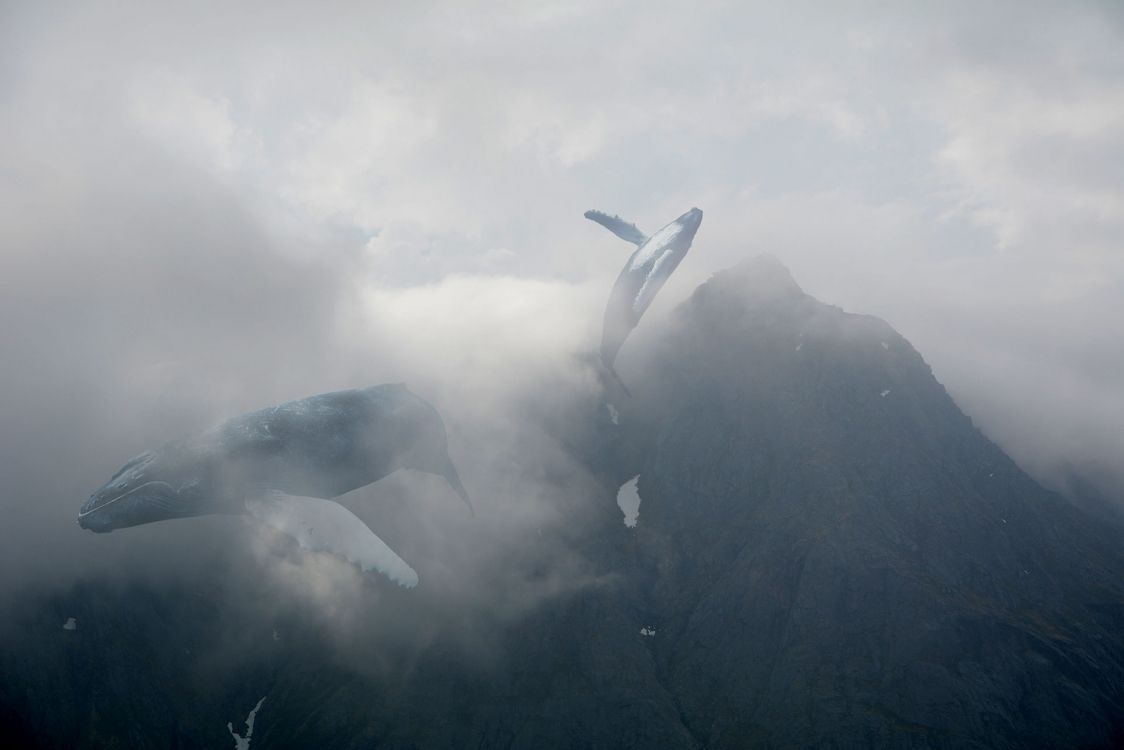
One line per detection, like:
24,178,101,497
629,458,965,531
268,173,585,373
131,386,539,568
1,0,1122,630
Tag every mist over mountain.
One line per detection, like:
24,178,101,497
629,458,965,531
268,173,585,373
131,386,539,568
3,259,1121,749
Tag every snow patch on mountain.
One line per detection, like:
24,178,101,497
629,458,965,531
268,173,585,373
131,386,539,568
617,475,641,527
228,696,266,750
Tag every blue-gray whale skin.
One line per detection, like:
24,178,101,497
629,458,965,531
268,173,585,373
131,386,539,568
589,207,703,371
78,384,471,533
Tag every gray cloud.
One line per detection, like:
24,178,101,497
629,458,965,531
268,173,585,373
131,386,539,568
1,1,1122,620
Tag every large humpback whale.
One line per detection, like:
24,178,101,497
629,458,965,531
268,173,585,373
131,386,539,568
586,207,703,382
78,384,471,587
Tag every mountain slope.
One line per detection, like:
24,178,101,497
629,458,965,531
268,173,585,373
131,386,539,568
625,256,1124,748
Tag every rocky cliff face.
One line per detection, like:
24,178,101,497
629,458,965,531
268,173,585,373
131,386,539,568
2,258,1122,748
625,256,1124,748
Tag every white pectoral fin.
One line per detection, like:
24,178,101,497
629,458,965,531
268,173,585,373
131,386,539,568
584,210,647,246
246,493,419,588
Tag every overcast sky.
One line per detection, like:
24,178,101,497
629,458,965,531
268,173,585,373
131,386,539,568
1,1,1122,590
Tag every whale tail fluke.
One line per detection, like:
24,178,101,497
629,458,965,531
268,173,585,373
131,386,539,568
597,359,632,399
608,366,632,398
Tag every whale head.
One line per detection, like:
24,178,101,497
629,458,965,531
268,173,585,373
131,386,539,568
679,206,703,231
628,207,703,272
668,207,703,247
78,446,214,532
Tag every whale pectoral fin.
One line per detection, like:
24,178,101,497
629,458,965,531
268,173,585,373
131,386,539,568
584,210,647,246
245,492,419,589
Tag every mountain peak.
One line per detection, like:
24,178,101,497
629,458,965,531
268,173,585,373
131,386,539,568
703,253,805,305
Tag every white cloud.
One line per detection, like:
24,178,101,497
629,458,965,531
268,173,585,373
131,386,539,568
935,67,1124,256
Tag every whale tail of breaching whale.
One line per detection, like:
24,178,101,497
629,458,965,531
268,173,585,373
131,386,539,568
605,364,632,398
594,358,632,399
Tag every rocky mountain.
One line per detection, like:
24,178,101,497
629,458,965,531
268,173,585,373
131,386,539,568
622,256,1124,748
2,257,1122,748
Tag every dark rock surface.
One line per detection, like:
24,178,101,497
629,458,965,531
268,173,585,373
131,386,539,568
2,257,1121,748
626,257,1124,748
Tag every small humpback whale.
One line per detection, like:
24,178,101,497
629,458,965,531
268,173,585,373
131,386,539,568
78,384,471,587
585,207,703,383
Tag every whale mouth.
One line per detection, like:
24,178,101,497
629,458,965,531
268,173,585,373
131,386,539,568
78,481,178,532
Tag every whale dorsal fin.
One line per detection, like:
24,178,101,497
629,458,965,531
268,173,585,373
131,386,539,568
246,492,419,588
584,210,647,246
